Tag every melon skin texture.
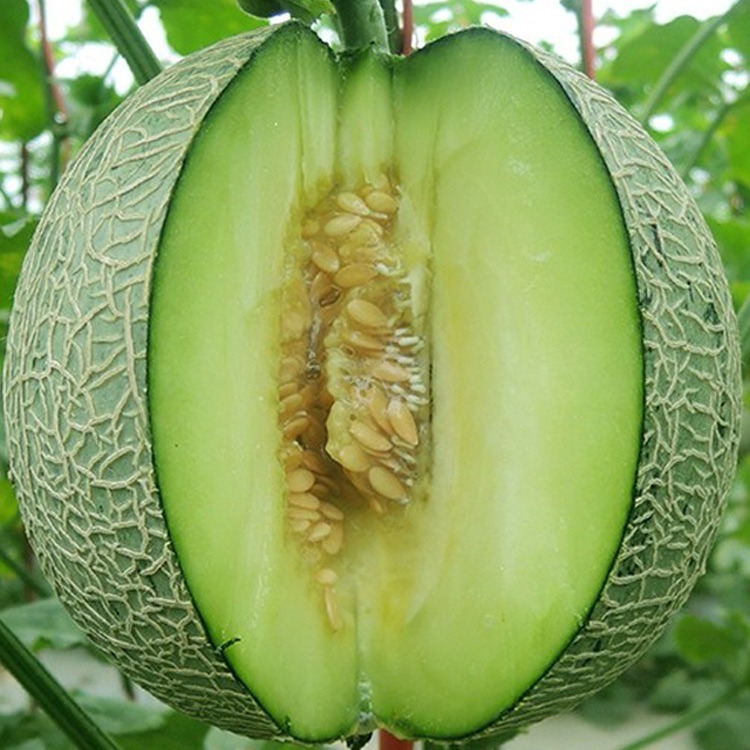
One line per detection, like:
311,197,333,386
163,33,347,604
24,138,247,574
2,23,741,741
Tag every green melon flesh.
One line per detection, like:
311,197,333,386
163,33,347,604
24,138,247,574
148,27,642,740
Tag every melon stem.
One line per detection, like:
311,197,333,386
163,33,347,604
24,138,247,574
379,729,414,750
330,0,390,53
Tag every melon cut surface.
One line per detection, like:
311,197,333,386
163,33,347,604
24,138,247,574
3,22,741,744
150,28,641,740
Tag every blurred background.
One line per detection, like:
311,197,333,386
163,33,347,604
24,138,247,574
1,1,750,748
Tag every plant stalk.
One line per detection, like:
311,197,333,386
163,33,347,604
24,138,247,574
640,0,741,125
37,0,70,183
401,0,414,55
616,685,741,750
86,0,161,85
330,0,390,52
580,0,595,78
20,142,30,211
377,0,401,53
0,617,122,750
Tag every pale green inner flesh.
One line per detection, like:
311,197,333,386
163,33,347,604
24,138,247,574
149,26,643,741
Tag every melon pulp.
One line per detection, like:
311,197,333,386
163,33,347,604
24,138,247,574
148,24,642,741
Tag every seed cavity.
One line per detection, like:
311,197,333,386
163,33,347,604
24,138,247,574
277,175,430,630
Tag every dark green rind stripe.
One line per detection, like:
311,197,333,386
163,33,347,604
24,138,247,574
3,27,282,739
471,34,742,737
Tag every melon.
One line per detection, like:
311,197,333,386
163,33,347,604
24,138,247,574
3,22,741,742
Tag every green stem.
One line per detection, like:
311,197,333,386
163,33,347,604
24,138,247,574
377,0,401,53
0,617,122,750
616,685,741,750
640,2,740,125
86,0,161,85
330,0,389,52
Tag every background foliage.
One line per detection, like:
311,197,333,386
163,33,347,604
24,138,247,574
1,1,750,748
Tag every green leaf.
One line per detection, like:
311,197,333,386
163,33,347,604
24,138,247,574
151,0,267,55
600,15,728,112
75,695,169,736
68,0,143,44
0,476,18,526
650,673,727,714
8,741,47,750
673,614,744,665
695,699,750,750
204,728,259,750
0,214,35,310
64,74,124,143
0,618,120,750
577,679,638,726
726,0,750,62
0,598,87,651
706,216,750,287
237,0,333,24
116,711,210,750
725,98,750,187
203,733,329,750
0,0,47,140
0,710,73,750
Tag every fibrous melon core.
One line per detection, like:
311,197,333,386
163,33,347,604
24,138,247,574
278,177,430,629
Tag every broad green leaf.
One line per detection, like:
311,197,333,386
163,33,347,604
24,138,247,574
67,0,143,44
695,701,750,750
576,679,638,726
0,476,18,526
412,0,507,30
649,669,695,713
0,712,73,750
706,216,750,286
237,0,333,23
204,728,260,750
151,0,267,55
726,0,750,62
0,214,35,310
599,15,728,111
0,0,47,140
116,711,210,750
75,694,169,735
650,673,727,714
9,742,47,750
673,614,744,665
0,598,86,651
725,98,750,187
64,74,124,143
204,733,328,750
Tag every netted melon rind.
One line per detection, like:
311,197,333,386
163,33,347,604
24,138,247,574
3,28,282,738
472,35,742,737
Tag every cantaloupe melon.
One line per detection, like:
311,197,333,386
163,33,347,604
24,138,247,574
3,22,741,742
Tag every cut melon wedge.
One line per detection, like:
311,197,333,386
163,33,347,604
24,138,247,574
150,27,641,740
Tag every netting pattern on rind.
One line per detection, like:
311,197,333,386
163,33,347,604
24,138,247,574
476,41,742,736
3,30,282,738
